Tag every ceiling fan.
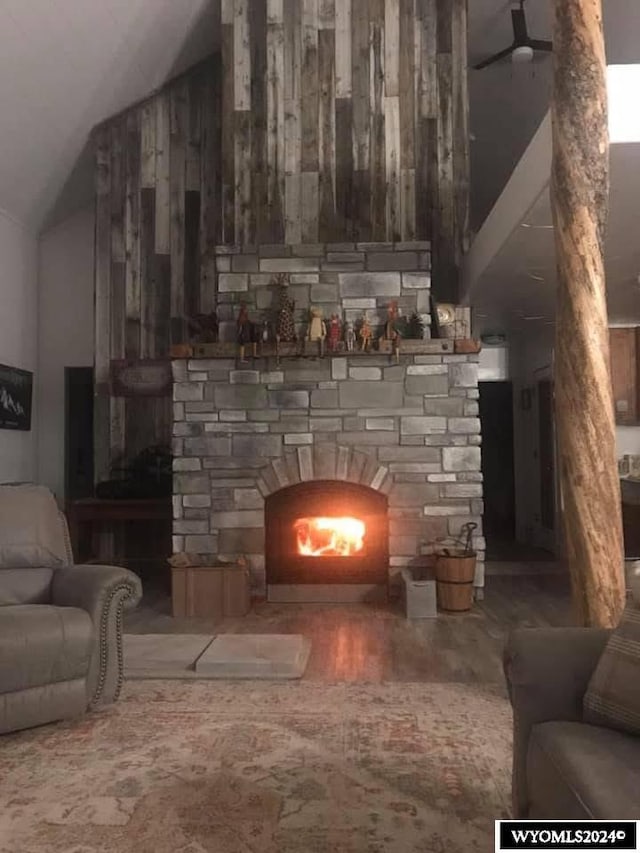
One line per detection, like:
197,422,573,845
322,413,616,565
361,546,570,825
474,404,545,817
473,0,552,70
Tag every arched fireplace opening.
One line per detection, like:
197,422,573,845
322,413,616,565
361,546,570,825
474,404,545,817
265,480,389,593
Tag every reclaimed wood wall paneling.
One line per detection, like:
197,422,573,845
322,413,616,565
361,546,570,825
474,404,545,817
94,59,221,479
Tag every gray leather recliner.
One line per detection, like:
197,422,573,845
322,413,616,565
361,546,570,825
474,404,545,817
504,627,640,818
0,484,142,734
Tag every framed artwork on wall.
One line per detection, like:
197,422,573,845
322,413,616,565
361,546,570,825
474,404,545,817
0,363,33,430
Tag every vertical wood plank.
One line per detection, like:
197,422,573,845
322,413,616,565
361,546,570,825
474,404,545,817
186,75,202,192
318,26,336,240
284,174,302,243
401,167,416,239
369,0,386,241
201,59,222,311
384,95,401,241
234,110,252,245
436,52,454,296
140,101,156,189
318,0,335,28
436,0,453,53
418,0,438,118
154,254,172,356
170,80,187,344
110,120,126,266
266,0,285,242
252,0,269,242
426,116,438,246
221,17,235,243
234,0,251,111
109,260,126,467
184,191,201,316
139,188,156,358
94,127,112,485
301,0,319,173
109,119,127,472
415,116,431,239
399,0,416,172
154,92,171,254
451,0,469,258
351,0,370,239
335,98,354,237
124,109,141,359
284,0,302,243
300,171,319,241
385,0,400,97
335,0,351,98
210,56,223,247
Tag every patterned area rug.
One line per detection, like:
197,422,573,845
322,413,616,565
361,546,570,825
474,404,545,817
0,681,512,852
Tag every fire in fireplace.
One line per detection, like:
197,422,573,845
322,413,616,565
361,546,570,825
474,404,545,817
265,481,388,589
295,516,366,557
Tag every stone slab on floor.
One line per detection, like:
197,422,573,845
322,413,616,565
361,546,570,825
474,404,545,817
124,634,214,679
195,634,311,679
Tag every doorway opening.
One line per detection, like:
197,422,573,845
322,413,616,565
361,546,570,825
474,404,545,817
479,381,516,560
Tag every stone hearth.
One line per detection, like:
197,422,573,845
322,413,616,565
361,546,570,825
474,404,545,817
172,242,484,598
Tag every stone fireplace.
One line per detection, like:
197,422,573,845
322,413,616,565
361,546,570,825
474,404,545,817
171,242,485,601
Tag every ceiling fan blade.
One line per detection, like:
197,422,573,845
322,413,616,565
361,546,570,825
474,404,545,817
473,45,515,71
529,39,553,52
511,7,529,43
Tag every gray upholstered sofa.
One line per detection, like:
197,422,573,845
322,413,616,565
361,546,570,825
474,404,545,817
0,484,142,734
504,627,640,819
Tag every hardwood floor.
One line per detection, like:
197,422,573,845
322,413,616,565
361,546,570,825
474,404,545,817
125,573,574,686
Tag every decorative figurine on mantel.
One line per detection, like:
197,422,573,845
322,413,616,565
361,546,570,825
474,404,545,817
307,306,327,356
327,314,342,353
345,321,356,352
384,300,402,363
237,301,257,362
384,300,399,340
275,274,296,343
359,313,373,352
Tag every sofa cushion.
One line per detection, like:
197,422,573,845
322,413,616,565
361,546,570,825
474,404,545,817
0,568,53,605
0,604,92,694
583,602,640,735
0,485,69,569
528,721,640,819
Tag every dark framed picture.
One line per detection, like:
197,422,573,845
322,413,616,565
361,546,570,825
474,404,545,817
0,363,33,431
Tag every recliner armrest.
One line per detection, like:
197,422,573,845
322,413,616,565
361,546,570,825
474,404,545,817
51,564,142,707
504,627,610,817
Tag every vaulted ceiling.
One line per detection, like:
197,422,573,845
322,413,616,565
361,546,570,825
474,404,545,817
0,0,636,235
0,0,218,229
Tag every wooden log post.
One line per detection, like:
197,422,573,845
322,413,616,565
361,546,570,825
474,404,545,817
551,0,625,627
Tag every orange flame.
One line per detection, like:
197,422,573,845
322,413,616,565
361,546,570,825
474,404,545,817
295,516,366,557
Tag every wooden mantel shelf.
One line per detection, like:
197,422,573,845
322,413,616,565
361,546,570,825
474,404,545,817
170,339,481,360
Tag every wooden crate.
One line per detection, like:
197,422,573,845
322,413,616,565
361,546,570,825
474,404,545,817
171,564,251,618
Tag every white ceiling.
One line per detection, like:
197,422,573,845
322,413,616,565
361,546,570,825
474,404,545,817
470,142,640,331
0,0,219,230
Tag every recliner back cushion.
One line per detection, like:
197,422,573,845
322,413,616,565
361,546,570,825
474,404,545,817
0,485,68,569
0,568,53,604
584,602,640,736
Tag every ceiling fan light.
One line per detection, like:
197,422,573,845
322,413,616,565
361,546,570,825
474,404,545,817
512,45,534,64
